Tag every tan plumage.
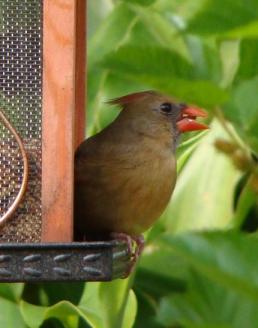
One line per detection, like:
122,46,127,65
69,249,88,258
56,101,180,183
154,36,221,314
74,91,207,240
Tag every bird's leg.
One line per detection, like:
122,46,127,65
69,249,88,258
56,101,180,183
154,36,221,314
132,234,145,258
110,232,135,255
110,232,145,277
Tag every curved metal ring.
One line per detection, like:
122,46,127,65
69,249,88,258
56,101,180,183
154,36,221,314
0,109,29,227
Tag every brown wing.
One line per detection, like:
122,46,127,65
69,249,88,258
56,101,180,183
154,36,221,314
74,133,140,234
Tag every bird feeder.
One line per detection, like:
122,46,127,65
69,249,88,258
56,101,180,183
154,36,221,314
0,0,129,282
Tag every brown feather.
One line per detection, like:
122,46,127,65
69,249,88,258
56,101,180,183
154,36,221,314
107,90,157,106
74,91,178,238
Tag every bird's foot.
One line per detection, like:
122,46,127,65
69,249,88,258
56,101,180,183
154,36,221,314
110,232,145,277
133,234,145,258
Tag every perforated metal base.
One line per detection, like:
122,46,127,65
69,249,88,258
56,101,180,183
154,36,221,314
0,241,131,282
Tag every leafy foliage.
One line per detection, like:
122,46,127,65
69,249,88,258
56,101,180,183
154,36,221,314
1,0,258,327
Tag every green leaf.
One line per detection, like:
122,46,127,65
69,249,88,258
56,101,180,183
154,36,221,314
0,283,24,303
220,41,240,88
134,248,188,327
127,5,190,59
121,290,137,328
233,179,258,229
153,0,206,21
88,0,113,39
223,77,258,153
177,131,208,172
185,36,222,82
99,278,137,328
161,120,240,232
78,281,137,328
139,231,258,327
149,78,228,108
160,231,258,302
22,282,84,307
100,45,228,107
223,20,258,38
140,231,258,327
78,283,104,328
235,39,258,81
138,238,189,283
226,77,258,126
20,300,93,328
135,268,185,298
157,269,258,328
20,301,46,328
20,281,137,328
186,0,258,36
122,0,156,6
88,3,136,67
133,290,164,328
0,297,26,328
100,45,194,79
87,3,138,134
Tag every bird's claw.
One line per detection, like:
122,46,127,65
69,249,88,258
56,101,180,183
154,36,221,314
110,232,145,278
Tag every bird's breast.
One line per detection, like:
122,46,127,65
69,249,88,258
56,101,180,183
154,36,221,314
75,138,177,236
113,143,177,234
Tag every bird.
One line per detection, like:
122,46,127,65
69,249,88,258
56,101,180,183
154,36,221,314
74,91,208,272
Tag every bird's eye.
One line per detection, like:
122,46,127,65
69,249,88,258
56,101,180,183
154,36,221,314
160,103,173,114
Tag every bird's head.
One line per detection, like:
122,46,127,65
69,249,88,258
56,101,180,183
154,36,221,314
108,91,208,144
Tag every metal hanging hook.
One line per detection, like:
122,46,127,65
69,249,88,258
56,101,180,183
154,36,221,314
0,109,29,227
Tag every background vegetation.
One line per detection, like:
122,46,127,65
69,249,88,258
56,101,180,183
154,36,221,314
1,0,258,327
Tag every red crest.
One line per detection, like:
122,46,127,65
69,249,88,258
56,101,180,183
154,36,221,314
107,91,156,106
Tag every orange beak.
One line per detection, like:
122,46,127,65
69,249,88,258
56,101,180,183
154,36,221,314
176,106,209,133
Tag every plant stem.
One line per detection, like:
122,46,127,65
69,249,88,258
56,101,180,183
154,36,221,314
215,107,249,156
88,70,109,136
233,178,257,229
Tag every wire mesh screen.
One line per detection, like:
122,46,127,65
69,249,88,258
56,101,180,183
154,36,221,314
0,0,42,242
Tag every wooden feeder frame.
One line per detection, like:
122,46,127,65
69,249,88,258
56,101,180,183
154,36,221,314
0,0,130,282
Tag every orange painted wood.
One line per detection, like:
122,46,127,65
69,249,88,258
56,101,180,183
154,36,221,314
74,0,86,148
42,0,86,242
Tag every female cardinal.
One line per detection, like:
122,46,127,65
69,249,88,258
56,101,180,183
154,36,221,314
74,91,207,266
